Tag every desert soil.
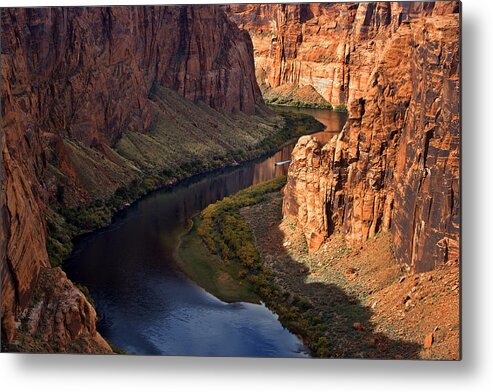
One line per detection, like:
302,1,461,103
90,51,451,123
241,193,460,360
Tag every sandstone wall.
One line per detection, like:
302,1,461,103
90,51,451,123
282,10,460,273
3,6,261,146
225,1,459,107
1,5,262,350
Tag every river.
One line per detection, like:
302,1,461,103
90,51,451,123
64,107,347,357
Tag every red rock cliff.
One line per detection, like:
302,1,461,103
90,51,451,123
225,2,459,107
281,7,460,273
1,5,262,350
3,6,261,146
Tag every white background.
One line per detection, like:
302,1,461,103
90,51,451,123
1,0,491,390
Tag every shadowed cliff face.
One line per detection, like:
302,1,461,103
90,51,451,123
1,5,263,350
225,1,459,107
281,9,460,273
2,6,261,145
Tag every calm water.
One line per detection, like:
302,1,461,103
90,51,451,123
64,108,347,357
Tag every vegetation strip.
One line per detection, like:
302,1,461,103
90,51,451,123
184,177,331,357
265,99,348,112
177,215,259,303
47,110,323,267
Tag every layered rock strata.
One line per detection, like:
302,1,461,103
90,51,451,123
225,1,460,107
282,10,460,273
1,5,263,350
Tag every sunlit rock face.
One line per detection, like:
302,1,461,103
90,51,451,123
225,1,459,108
1,5,262,349
275,4,460,273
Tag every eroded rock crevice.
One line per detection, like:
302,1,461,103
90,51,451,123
225,1,459,108
274,5,460,273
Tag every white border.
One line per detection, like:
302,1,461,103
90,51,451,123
2,0,493,391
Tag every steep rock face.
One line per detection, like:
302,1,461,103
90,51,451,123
225,2,459,107
3,6,261,145
1,5,262,350
13,268,112,353
282,11,460,273
1,39,51,343
391,16,460,272
2,6,263,204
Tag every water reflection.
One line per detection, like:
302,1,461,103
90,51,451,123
64,108,347,357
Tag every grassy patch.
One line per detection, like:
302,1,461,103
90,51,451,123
192,177,331,357
177,216,259,303
46,94,323,267
262,84,333,109
265,96,333,109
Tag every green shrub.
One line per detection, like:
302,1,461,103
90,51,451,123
196,177,331,357
45,111,323,273
334,104,348,112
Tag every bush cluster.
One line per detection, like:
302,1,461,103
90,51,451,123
45,112,322,270
265,96,334,109
197,177,331,357
334,104,348,112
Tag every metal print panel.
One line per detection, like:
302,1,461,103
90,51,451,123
0,1,461,359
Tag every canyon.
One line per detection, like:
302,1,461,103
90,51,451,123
225,2,460,108
1,2,460,356
226,2,460,273
1,5,269,352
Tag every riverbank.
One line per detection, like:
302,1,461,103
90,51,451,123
265,98,333,110
176,215,260,303
179,181,459,359
262,85,347,111
267,101,347,112
179,177,331,357
241,193,460,360
47,102,324,268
